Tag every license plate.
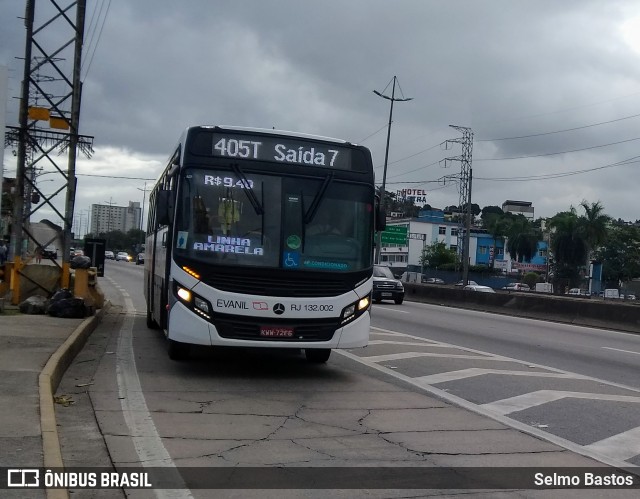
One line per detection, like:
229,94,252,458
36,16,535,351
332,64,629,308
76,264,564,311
381,292,392,297
260,326,294,338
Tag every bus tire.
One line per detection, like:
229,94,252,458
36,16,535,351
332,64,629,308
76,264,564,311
305,348,331,363
168,339,190,360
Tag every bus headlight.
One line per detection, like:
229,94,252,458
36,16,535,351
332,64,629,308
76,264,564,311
174,282,212,320
340,294,371,325
177,287,191,302
193,296,211,316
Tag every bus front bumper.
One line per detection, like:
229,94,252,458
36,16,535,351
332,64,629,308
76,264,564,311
167,301,370,349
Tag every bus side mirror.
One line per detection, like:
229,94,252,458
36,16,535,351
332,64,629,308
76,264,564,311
157,190,174,226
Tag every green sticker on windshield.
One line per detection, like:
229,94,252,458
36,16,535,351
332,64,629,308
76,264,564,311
286,235,301,250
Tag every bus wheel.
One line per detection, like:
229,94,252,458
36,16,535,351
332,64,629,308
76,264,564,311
168,339,190,360
305,348,331,363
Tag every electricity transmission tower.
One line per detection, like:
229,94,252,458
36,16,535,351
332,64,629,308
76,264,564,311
5,0,93,293
443,125,474,285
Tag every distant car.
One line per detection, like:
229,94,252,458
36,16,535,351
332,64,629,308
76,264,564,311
373,265,405,304
424,277,445,284
455,280,479,286
105,250,115,260
73,249,84,257
567,288,589,296
463,284,495,293
116,251,132,262
503,283,530,291
627,294,636,300
42,245,57,259
136,252,144,265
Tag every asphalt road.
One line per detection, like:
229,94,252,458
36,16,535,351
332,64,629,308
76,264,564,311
364,300,640,466
370,300,640,390
52,262,640,498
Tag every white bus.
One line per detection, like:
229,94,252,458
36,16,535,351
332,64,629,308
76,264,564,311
144,126,384,362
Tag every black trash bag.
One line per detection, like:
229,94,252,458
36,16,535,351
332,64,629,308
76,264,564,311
47,297,86,318
50,288,73,302
19,295,48,314
70,255,91,269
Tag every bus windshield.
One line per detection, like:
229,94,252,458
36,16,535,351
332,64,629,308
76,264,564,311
174,168,373,272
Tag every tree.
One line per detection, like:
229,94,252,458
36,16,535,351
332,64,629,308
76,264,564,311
505,215,539,263
548,208,586,282
420,241,457,268
480,205,504,225
483,213,510,269
594,225,640,284
578,200,610,273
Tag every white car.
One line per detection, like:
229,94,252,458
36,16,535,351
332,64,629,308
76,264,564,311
455,280,479,287
105,250,115,260
116,251,131,262
463,284,495,293
503,283,530,291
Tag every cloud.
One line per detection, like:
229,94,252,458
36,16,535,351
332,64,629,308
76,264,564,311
3,0,640,223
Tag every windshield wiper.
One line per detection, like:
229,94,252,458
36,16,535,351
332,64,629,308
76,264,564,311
231,163,264,215
304,172,334,224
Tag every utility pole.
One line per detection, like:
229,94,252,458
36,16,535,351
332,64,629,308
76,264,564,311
373,76,413,264
444,125,474,285
6,0,92,298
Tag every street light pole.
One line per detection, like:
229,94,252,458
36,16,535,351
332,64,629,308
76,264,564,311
373,76,413,264
136,182,150,232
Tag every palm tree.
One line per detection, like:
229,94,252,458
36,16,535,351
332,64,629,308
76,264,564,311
484,213,510,268
548,208,586,281
505,215,540,263
579,200,610,274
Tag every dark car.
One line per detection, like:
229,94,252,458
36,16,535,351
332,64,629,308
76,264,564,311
136,252,144,265
373,265,404,304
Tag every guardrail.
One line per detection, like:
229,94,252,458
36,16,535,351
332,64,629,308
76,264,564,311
403,284,640,334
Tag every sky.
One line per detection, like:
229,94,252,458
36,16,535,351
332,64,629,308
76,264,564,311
2,0,640,234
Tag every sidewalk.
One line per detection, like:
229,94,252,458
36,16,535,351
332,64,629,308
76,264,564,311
0,303,107,498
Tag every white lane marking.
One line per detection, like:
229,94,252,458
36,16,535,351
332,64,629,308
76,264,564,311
339,326,640,468
364,352,505,363
602,346,640,356
371,326,640,384
415,368,584,385
373,306,410,313
584,427,640,461
369,339,440,347
481,390,640,416
336,348,635,469
117,292,194,498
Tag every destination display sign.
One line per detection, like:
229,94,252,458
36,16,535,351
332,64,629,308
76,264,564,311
191,131,353,170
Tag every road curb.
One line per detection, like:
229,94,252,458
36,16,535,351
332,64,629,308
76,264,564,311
39,301,111,499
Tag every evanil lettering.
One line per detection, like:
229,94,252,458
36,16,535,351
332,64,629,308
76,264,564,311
274,144,339,167
193,236,264,255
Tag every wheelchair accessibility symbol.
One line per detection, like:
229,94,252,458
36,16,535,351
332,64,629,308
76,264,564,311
283,251,300,268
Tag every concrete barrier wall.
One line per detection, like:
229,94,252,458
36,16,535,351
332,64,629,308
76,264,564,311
403,284,640,334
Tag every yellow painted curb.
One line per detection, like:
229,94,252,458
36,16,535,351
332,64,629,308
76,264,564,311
39,302,111,499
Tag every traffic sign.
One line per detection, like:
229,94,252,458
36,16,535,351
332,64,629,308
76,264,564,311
381,225,408,244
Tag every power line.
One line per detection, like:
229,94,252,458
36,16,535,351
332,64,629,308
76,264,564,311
385,159,441,180
476,112,640,142
475,136,640,161
82,0,112,79
475,155,640,182
356,123,388,143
